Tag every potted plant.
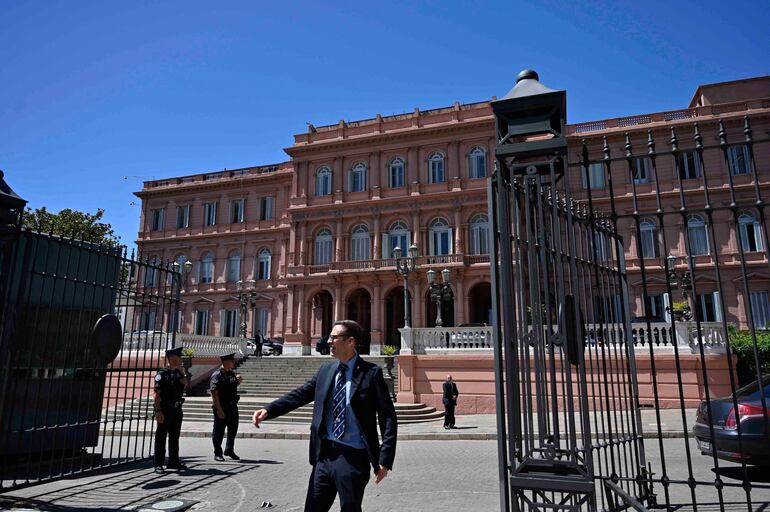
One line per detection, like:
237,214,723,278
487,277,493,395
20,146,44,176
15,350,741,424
381,345,397,400
181,348,194,370
670,300,692,322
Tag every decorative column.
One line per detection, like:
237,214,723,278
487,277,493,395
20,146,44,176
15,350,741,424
413,279,425,328
335,218,344,262
371,151,381,197
453,208,464,255
333,284,343,320
454,273,466,325
371,280,383,354
407,146,419,196
333,157,343,202
289,221,298,266
373,215,381,261
298,222,307,266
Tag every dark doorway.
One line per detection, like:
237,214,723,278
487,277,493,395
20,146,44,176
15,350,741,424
347,288,371,354
468,282,492,324
385,286,411,349
312,290,333,339
425,288,454,327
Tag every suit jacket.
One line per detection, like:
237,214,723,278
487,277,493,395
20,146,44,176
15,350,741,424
442,381,458,406
265,356,397,471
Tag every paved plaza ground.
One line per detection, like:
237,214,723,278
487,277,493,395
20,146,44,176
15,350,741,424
1,437,768,511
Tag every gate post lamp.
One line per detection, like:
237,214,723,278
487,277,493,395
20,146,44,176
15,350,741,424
393,244,418,328
427,268,452,327
236,279,258,338
666,255,693,321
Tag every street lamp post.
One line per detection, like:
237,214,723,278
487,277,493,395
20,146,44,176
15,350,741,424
236,279,258,339
428,268,452,327
393,244,418,328
171,259,193,335
665,255,693,322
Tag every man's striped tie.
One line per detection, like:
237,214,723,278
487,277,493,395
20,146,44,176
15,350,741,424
332,363,347,439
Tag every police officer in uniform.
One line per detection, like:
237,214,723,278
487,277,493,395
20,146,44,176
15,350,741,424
210,352,242,461
153,346,189,474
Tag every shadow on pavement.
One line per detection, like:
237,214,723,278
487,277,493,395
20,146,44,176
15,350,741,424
141,478,181,489
713,465,770,483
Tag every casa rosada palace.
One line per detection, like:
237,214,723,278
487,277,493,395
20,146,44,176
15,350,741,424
136,75,770,356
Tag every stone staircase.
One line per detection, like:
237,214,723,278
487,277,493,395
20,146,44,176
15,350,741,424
178,355,442,424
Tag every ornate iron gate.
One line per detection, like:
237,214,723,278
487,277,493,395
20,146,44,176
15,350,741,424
0,228,182,490
490,71,770,511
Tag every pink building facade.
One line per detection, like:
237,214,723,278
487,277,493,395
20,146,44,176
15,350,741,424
135,76,770,360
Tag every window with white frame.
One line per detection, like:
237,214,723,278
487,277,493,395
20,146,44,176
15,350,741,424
738,211,764,253
150,208,164,231
632,157,652,184
222,309,240,337
591,231,612,262
384,221,410,258
194,310,209,335
227,251,241,282
144,256,160,287
142,311,157,331
314,229,333,265
469,147,487,179
750,291,770,330
203,202,217,226
639,218,658,259
429,218,452,256
696,292,721,322
687,215,709,256
469,214,489,255
316,166,332,196
678,151,701,180
728,144,751,175
644,294,666,320
350,225,370,261
389,158,405,188
349,162,367,192
258,249,271,280
199,252,214,284
428,152,445,183
582,163,605,189
258,197,275,221
258,307,269,335
230,199,244,223
176,205,190,228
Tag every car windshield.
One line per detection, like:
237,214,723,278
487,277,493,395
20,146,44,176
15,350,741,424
735,375,770,401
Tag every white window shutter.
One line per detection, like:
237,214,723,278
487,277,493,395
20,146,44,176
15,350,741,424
219,310,225,336
713,291,722,322
449,228,454,254
663,293,671,322
235,309,241,337
381,233,389,259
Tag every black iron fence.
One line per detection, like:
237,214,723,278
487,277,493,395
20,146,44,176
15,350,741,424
490,71,770,511
0,229,181,490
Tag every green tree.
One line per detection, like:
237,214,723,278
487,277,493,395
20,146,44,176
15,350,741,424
22,207,122,246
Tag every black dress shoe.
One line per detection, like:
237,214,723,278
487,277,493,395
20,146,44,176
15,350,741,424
154,466,164,474
166,462,188,471
214,454,225,462
223,450,241,460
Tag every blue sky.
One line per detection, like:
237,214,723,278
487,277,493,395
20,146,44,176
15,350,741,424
1,0,768,249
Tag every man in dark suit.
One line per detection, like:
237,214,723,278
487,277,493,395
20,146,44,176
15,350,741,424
442,374,459,429
252,319,397,512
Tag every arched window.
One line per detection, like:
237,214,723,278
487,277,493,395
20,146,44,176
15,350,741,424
469,147,487,179
428,152,445,183
316,166,332,196
687,215,709,256
227,250,241,282
199,252,214,283
429,218,452,256
314,228,333,265
257,249,271,280
349,162,367,192
469,214,489,254
350,224,371,261
738,211,764,252
639,218,658,258
384,220,410,258
389,157,405,188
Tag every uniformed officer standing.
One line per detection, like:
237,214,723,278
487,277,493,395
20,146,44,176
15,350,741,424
153,346,189,473
210,352,242,461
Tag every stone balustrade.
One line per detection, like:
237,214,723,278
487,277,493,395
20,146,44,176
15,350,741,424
120,333,246,356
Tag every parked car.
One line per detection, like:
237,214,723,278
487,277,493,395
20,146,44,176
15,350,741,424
693,375,770,465
261,338,284,356
245,340,258,356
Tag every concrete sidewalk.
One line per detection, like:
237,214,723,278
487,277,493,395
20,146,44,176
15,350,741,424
166,406,696,440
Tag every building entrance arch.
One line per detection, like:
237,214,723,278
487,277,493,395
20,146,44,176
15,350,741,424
468,282,492,324
384,286,411,349
346,288,371,354
311,290,334,342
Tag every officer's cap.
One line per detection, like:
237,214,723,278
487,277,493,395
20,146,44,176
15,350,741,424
220,352,236,361
165,346,184,357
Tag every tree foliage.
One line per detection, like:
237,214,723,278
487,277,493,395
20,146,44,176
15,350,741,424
727,324,770,387
22,207,121,246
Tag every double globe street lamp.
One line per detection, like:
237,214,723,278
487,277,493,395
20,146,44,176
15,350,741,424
235,279,258,338
393,244,419,328
427,268,452,327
